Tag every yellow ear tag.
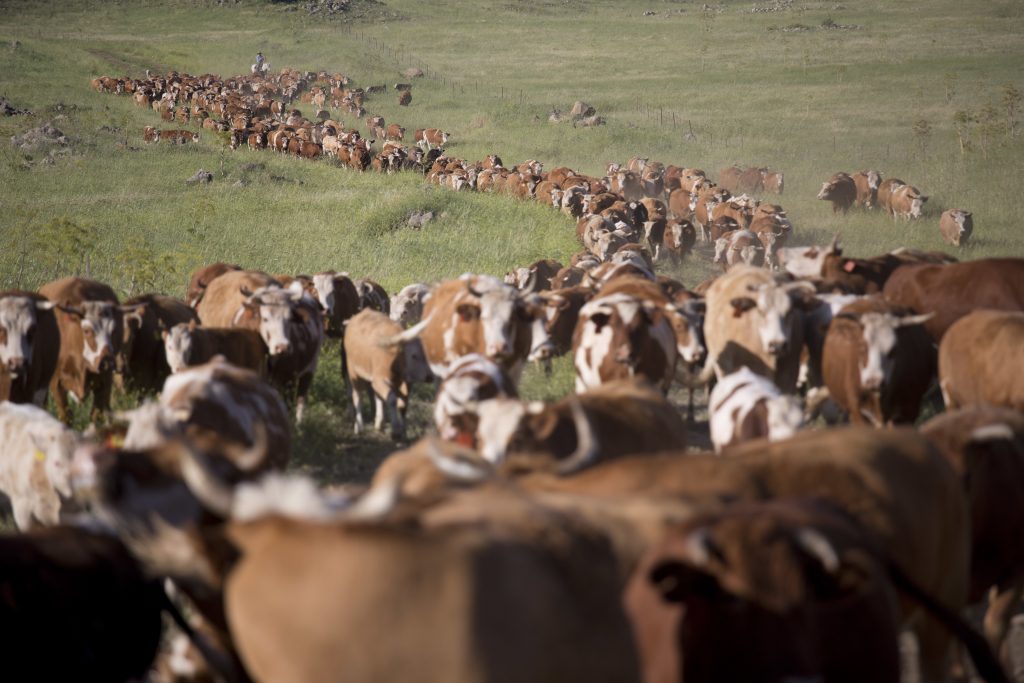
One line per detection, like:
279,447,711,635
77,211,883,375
34,449,46,463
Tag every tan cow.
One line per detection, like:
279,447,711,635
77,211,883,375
939,208,973,246
344,310,409,440
852,169,882,208
702,266,816,392
939,310,1024,411
889,183,928,219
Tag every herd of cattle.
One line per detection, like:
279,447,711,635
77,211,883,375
0,66,1018,682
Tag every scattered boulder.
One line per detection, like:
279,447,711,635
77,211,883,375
10,122,69,151
186,169,213,185
239,162,265,173
574,115,605,128
0,97,31,116
570,101,596,119
407,210,434,230
233,179,250,188
403,67,424,78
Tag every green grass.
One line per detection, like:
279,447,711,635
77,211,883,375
0,0,1021,484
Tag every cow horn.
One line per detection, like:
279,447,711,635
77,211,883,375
896,312,934,328
177,440,235,519
521,268,538,293
968,424,1016,444
343,472,406,521
827,232,842,255
239,285,254,297
794,527,840,573
35,300,56,311
556,396,598,475
683,527,718,568
425,436,492,481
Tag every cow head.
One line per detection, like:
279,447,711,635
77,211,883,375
242,285,305,356
575,292,668,388
390,283,430,328
434,354,515,448
665,301,706,366
61,301,130,374
842,311,933,392
816,180,838,201
0,296,54,377
866,170,881,191
462,277,522,361
949,210,972,245
730,281,817,357
900,186,928,218
163,321,198,374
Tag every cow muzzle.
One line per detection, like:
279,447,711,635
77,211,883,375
766,340,788,356
486,342,510,359
272,342,291,355
5,356,26,376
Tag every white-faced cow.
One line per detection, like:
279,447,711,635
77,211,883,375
0,291,59,406
709,367,803,453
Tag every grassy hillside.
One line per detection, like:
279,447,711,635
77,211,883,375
0,0,1021,481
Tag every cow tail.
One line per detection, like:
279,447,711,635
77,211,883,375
885,560,1010,683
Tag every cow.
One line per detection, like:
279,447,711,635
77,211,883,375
503,259,563,294
163,321,267,375
852,169,882,208
889,183,928,219
233,283,324,422
310,271,361,339
626,498,1005,683
186,262,242,308
876,177,905,214
387,275,539,381
433,353,519,447
158,129,200,144
817,172,857,213
38,277,134,423
572,282,677,394
385,123,405,141
0,291,59,406
344,310,409,440
523,427,974,683
921,406,1024,670
0,527,173,682
120,294,198,395
397,90,412,106
390,283,431,328
122,357,291,471
713,229,765,270
939,208,973,246
415,127,448,150
473,379,687,465
702,266,816,392
882,258,1024,341
821,242,957,295
708,367,803,453
355,278,390,314
0,402,76,529
939,310,1024,411
195,269,279,327
822,296,935,426
366,115,385,140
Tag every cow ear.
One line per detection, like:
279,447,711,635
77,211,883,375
648,560,720,603
730,297,756,318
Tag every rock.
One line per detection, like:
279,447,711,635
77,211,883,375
240,162,265,173
233,179,250,188
643,10,656,16
570,100,596,119
574,115,605,128
403,67,424,78
407,210,434,229
548,109,565,124
186,169,213,184
10,122,70,151
0,97,31,116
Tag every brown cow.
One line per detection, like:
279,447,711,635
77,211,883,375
385,123,405,141
163,321,268,376
817,172,857,213
939,310,1024,411
195,270,279,327
921,406,1024,670
939,208,973,246
186,262,242,308
876,177,905,214
889,183,928,219
0,291,59,406
852,169,882,208
503,259,563,294
120,294,198,394
38,277,134,422
397,90,412,106
882,258,1024,341
433,353,519,447
822,296,935,425
821,244,956,295
344,310,409,440
415,127,448,150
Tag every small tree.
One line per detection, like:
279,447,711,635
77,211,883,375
1002,83,1021,138
912,119,932,159
952,109,974,154
30,217,98,280
975,102,1001,159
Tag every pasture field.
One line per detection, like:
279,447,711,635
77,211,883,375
0,0,1022,481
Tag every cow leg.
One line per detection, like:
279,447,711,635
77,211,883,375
915,619,954,683
984,580,1024,669
350,381,365,435
90,372,113,424
386,390,404,441
51,378,70,423
373,394,385,432
295,373,313,424
687,387,695,422
542,357,553,377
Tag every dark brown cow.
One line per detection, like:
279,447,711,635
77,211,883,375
38,277,131,422
822,296,935,426
0,527,170,682
163,321,268,376
921,406,1024,670
938,310,1024,411
186,262,242,308
310,271,361,339
355,278,391,314
882,258,1024,341
821,246,956,295
0,291,59,405
120,293,198,394
503,259,564,294
817,172,857,213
